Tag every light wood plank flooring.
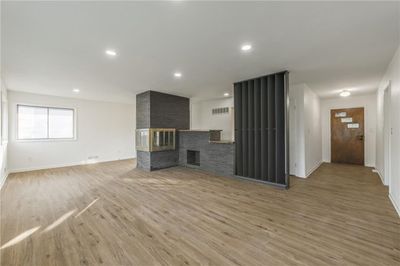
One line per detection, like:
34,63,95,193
1,160,399,265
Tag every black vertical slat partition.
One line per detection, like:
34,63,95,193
254,79,261,180
248,81,254,179
234,71,289,188
275,74,286,184
241,82,248,177
234,83,242,176
267,75,276,183
260,77,268,181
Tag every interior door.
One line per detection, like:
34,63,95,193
331,107,364,165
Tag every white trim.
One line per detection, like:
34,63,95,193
8,156,136,174
306,161,323,177
15,103,77,142
389,193,400,217
15,138,78,143
296,161,323,179
373,169,386,185
0,170,9,191
383,83,391,187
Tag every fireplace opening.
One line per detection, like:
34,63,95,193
187,150,200,166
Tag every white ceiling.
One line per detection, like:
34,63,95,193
2,1,399,103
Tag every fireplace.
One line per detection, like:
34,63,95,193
187,150,200,166
136,128,176,152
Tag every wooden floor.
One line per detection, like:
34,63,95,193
0,160,399,266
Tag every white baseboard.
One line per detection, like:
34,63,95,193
306,161,323,177
9,157,136,174
0,170,10,191
389,193,400,217
373,169,386,185
294,160,323,179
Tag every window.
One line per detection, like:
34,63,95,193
17,105,75,140
135,128,175,152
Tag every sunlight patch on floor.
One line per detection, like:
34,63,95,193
75,198,99,218
0,226,41,250
42,209,77,233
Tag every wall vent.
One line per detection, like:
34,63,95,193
212,107,229,115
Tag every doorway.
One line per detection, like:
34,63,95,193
331,107,364,165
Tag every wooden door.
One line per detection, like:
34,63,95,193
331,107,364,165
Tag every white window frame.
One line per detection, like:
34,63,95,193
16,104,77,142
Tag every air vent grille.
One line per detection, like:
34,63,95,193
212,107,229,115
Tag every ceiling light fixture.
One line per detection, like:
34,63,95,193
224,93,229,97
241,43,252,52
105,49,117,56
174,72,182,78
72,88,80,93
339,90,351,97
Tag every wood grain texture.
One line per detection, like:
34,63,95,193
1,160,399,266
331,107,365,165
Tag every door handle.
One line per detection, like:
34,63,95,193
357,135,364,141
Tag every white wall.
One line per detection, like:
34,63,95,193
8,91,136,172
304,85,322,176
0,79,9,189
289,84,322,178
321,94,377,167
190,97,234,140
376,45,400,216
289,84,304,177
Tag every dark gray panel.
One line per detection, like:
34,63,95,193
248,80,254,179
241,82,248,177
149,91,190,130
260,77,268,181
234,83,243,176
267,75,276,183
254,78,261,180
275,74,285,184
136,91,151,129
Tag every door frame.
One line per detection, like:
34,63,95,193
328,105,368,165
383,82,391,186
289,94,297,176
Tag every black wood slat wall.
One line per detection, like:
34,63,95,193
234,71,289,187
241,82,248,177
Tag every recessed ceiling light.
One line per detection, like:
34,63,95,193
340,90,351,97
224,93,229,97
105,49,117,56
174,72,182,78
72,88,80,93
241,43,252,52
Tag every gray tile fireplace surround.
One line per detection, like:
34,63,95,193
178,130,235,177
135,90,234,177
